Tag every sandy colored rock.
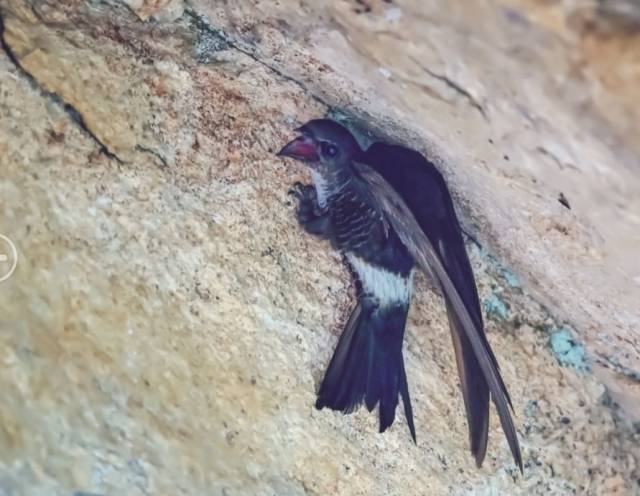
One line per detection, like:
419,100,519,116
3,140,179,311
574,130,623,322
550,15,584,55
0,0,638,495
119,0,184,22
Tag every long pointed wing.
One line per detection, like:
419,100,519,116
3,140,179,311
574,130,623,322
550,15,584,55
353,159,522,472
359,144,494,465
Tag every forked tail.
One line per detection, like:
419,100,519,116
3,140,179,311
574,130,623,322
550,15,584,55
315,298,416,442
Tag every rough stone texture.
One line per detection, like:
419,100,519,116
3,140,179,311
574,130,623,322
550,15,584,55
0,0,638,495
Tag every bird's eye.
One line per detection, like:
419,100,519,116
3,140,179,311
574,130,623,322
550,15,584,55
322,142,338,157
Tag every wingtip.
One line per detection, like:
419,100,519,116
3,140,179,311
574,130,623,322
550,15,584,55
507,429,524,475
469,426,489,470
407,417,417,444
504,390,515,412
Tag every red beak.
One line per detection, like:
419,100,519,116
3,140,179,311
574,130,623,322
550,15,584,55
277,134,319,162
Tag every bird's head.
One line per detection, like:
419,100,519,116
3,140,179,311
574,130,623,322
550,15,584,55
277,119,361,171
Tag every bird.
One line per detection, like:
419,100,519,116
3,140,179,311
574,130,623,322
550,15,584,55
277,118,522,472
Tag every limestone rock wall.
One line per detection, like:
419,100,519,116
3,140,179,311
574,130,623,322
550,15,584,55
0,1,638,495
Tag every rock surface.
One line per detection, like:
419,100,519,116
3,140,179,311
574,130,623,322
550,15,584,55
0,0,638,494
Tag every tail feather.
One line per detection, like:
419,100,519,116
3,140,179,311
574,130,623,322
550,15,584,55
399,359,417,443
365,331,380,411
315,298,415,440
378,359,400,432
317,302,366,412
330,303,373,412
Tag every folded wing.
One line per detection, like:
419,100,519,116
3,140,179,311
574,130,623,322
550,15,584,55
353,157,522,472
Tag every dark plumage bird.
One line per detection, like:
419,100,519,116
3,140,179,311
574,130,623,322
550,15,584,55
277,119,522,471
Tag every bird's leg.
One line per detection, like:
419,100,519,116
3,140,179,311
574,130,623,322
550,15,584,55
288,182,331,237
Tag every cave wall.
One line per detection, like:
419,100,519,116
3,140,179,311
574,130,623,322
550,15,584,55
0,1,638,495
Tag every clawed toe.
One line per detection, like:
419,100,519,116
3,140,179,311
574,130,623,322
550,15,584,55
288,182,316,202
288,188,302,200
287,183,329,236
288,182,307,200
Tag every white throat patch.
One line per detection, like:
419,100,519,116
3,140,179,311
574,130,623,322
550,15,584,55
310,170,330,209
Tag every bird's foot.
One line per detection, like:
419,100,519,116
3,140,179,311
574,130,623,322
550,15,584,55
288,182,322,223
288,182,330,236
